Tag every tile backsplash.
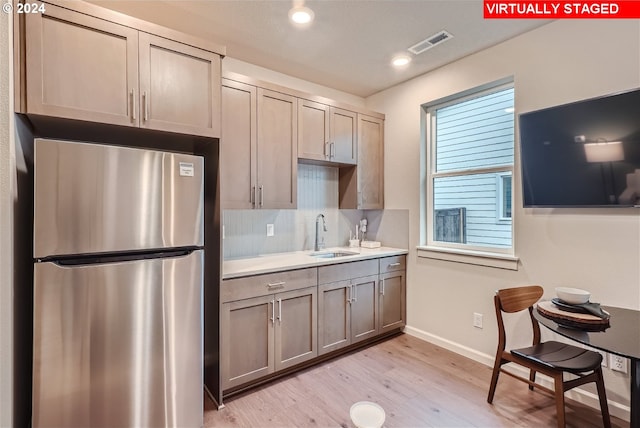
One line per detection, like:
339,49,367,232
222,164,408,260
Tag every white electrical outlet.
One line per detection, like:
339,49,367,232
266,223,275,237
610,354,628,373
473,312,483,329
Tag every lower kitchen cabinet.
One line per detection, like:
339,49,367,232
221,255,406,394
221,294,274,389
221,269,317,390
379,255,407,333
318,259,379,355
317,279,350,353
350,274,379,343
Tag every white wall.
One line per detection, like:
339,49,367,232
0,9,13,427
366,19,640,417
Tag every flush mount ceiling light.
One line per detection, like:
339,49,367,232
288,6,314,25
391,55,412,67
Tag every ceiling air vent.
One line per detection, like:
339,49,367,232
408,30,453,55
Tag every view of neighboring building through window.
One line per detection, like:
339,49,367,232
426,84,514,251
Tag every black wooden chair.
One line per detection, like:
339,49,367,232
487,285,611,428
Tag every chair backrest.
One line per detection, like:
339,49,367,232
496,285,544,313
494,285,544,352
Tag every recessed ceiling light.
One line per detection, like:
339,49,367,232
289,6,314,25
391,55,411,67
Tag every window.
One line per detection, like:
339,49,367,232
423,83,514,256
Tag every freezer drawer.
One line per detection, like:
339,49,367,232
34,139,204,258
32,250,203,428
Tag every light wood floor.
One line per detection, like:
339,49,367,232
204,334,626,427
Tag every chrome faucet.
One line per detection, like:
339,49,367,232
314,214,327,251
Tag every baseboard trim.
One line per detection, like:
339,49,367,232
403,325,630,422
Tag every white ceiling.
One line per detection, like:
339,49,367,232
90,0,550,98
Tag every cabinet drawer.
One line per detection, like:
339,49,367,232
318,259,378,284
379,255,406,273
222,268,317,303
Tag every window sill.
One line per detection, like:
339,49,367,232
416,246,519,270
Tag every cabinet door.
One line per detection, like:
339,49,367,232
379,270,406,334
221,80,257,209
274,287,317,371
221,295,275,390
318,280,351,355
298,99,330,162
330,107,357,165
257,88,298,209
25,3,138,126
139,33,221,138
357,114,384,209
350,274,379,344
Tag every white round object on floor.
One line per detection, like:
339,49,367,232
350,401,385,428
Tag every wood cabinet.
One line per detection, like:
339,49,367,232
25,4,138,127
221,268,317,390
24,3,221,138
220,81,297,209
257,89,298,209
220,254,406,396
298,99,357,165
138,33,221,137
357,114,385,209
220,79,257,209
318,259,379,355
378,256,406,334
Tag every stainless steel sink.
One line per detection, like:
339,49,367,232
310,251,359,258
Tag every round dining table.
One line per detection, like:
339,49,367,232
534,305,640,426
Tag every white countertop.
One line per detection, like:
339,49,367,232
223,246,408,279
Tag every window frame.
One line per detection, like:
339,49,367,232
496,171,513,223
421,80,517,266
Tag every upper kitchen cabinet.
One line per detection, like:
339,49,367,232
356,114,384,209
220,81,297,209
221,79,257,209
24,4,139,127
298,100,357,165
20,1,223,138
338,114,385,209
256,88,298,209
138,33,221,137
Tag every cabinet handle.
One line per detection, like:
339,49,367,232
277,298,282,322
330,142,335,158
267,281,285,289
352,283,357,303
130,89,136,121
324,142,330,158
142,91,149,121
259,185,264,207
381,278,385,296
270,299,275,323
251,185,256,207
388,263,401,268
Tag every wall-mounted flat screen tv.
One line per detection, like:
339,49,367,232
519,88,640,207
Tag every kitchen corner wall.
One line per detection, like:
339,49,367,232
222,164,409,259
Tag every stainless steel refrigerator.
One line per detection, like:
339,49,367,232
32,139,204,428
